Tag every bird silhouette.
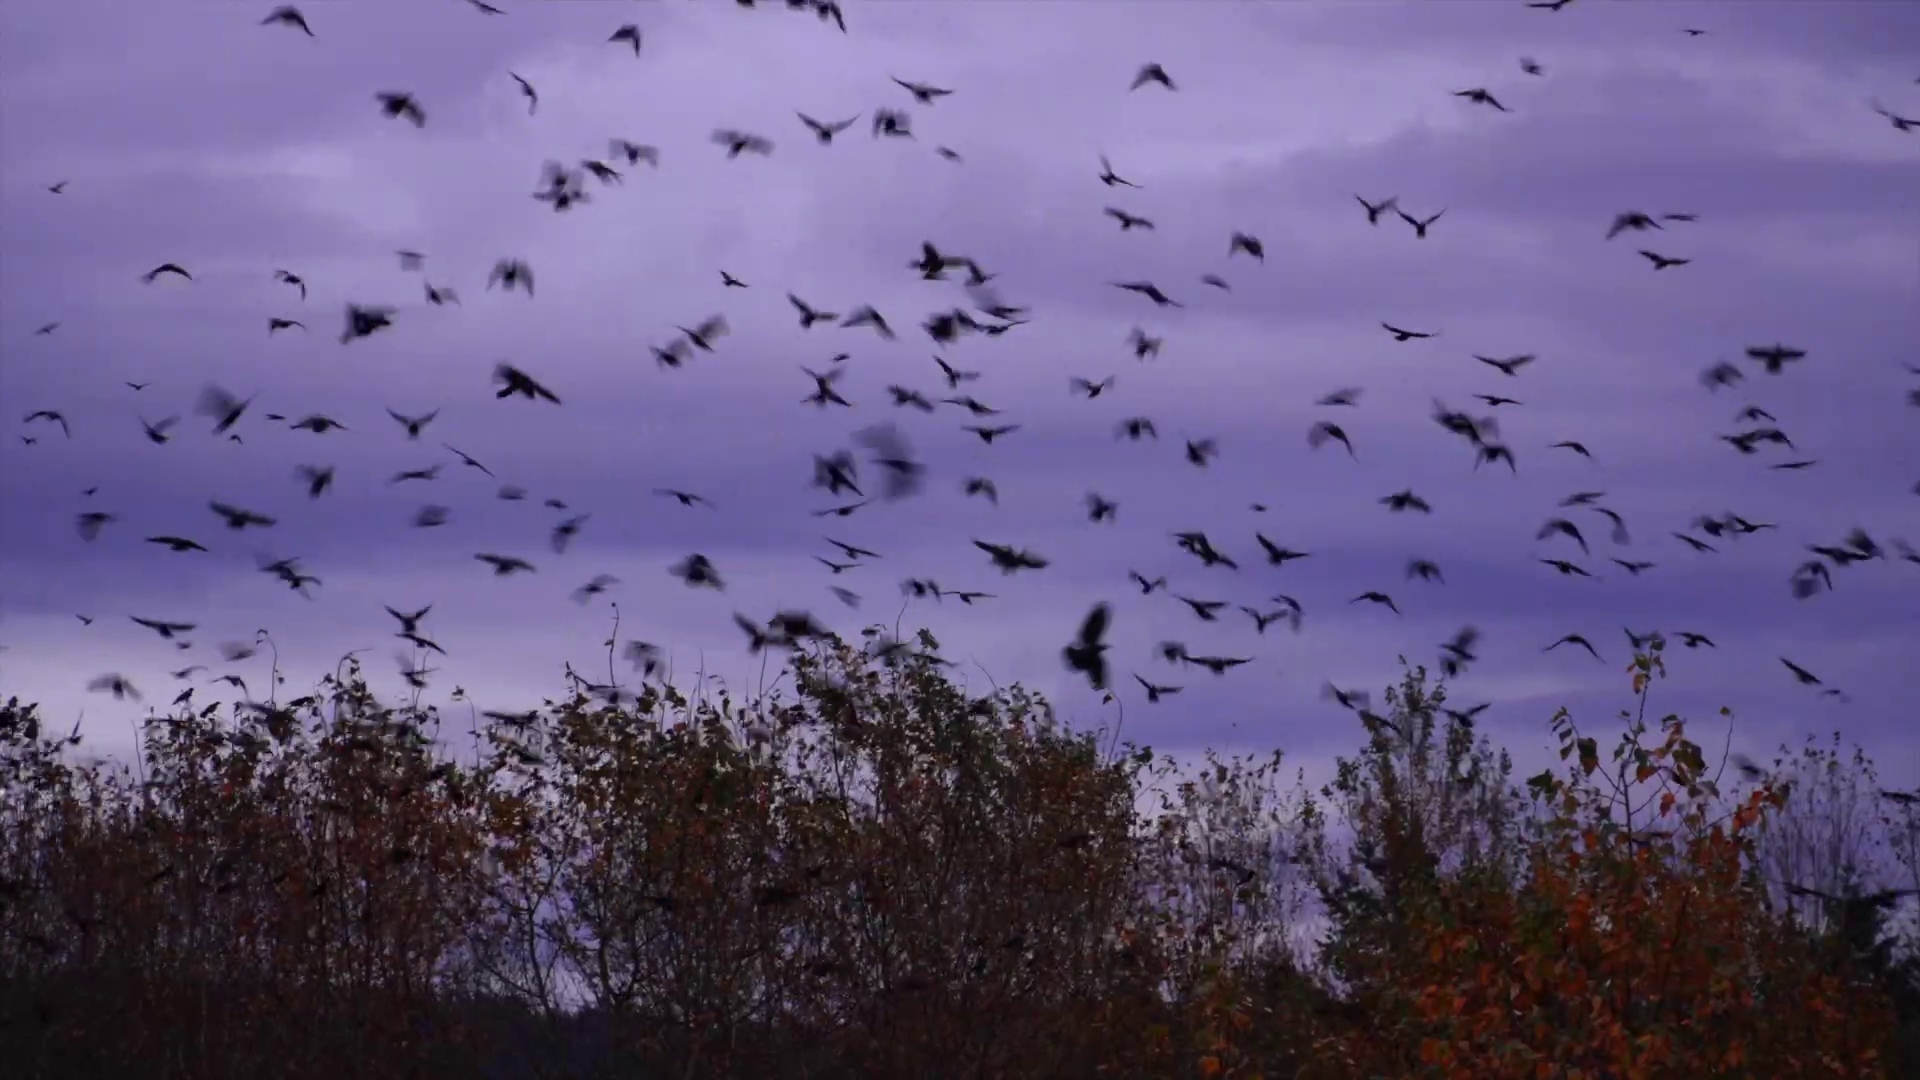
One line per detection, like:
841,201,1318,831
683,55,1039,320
1130,63,1176,91
1477,354,1535,377
1114,281,1181,307
1062,603,1112,691
713,129,775,158
508,72,539,114
1545,634,1602,661
376,92,425,127
799,113,858,144
493,364,561,404
1307,421,1357,458
24,410,70,438
1355,195,1399,224
1397,208,1444,238
476,553,536,577
1381,490,1432,514
1098,155,1139,188
1351,591,1400,615
1453,87,1509,112
261,6,313,35
892,77,954,104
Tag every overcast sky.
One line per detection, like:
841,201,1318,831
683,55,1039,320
2,0,1916,793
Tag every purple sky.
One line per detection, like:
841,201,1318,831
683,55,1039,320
2,0,1916,792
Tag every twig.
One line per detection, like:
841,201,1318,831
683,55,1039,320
970,656,1000,698
606,602,621,692
259,628,282,707
129,709,147,789
694,649,709,718
1106,696,1127,766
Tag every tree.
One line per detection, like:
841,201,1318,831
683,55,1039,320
1300,642,1895,1079
1300,664,1528,1001
1745,730,1896,934
2,633,1910,1078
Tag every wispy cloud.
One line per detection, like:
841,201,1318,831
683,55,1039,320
2,0,1916,797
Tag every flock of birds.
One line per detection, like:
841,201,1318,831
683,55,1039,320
11,0,1920,741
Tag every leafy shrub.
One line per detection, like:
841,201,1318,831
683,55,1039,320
0,632,1908,1078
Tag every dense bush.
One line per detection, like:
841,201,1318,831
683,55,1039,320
2,631,1913,1078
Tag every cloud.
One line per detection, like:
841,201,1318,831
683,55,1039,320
2,0,1916,804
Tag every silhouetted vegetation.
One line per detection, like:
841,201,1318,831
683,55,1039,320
3,633,1915,1078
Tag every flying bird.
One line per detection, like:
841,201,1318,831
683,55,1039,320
1870,99,1917,132
1313,418,1359,451
1381,489,1431,514
1130,63,1176,91
1062,603,1112,691
376,92,425,127
1606,212,1663,240
1745,343,1807,374
1356,195,1398,224
488,259,534,296
88,674,142,701
76,511,115,542
610,139,659,167
477,553,536,577
296,465,334,498
1453,88,1509,112
493,364,561,404
388,409,438,439
24,410,70,438
892,77,954,104
1477,354,1535,376
799,113,858,144
196,385,255,434
261,6,313,35
1397,208,1444,238
341,304,396,343
1351,592,1401,615
1780,658,1823,687
1113,281,1181,307
1545,634,1602,661
210,500,275,530
713,129,775,158
508,72,539,114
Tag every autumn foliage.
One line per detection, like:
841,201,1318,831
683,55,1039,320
1,631,1912,1078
